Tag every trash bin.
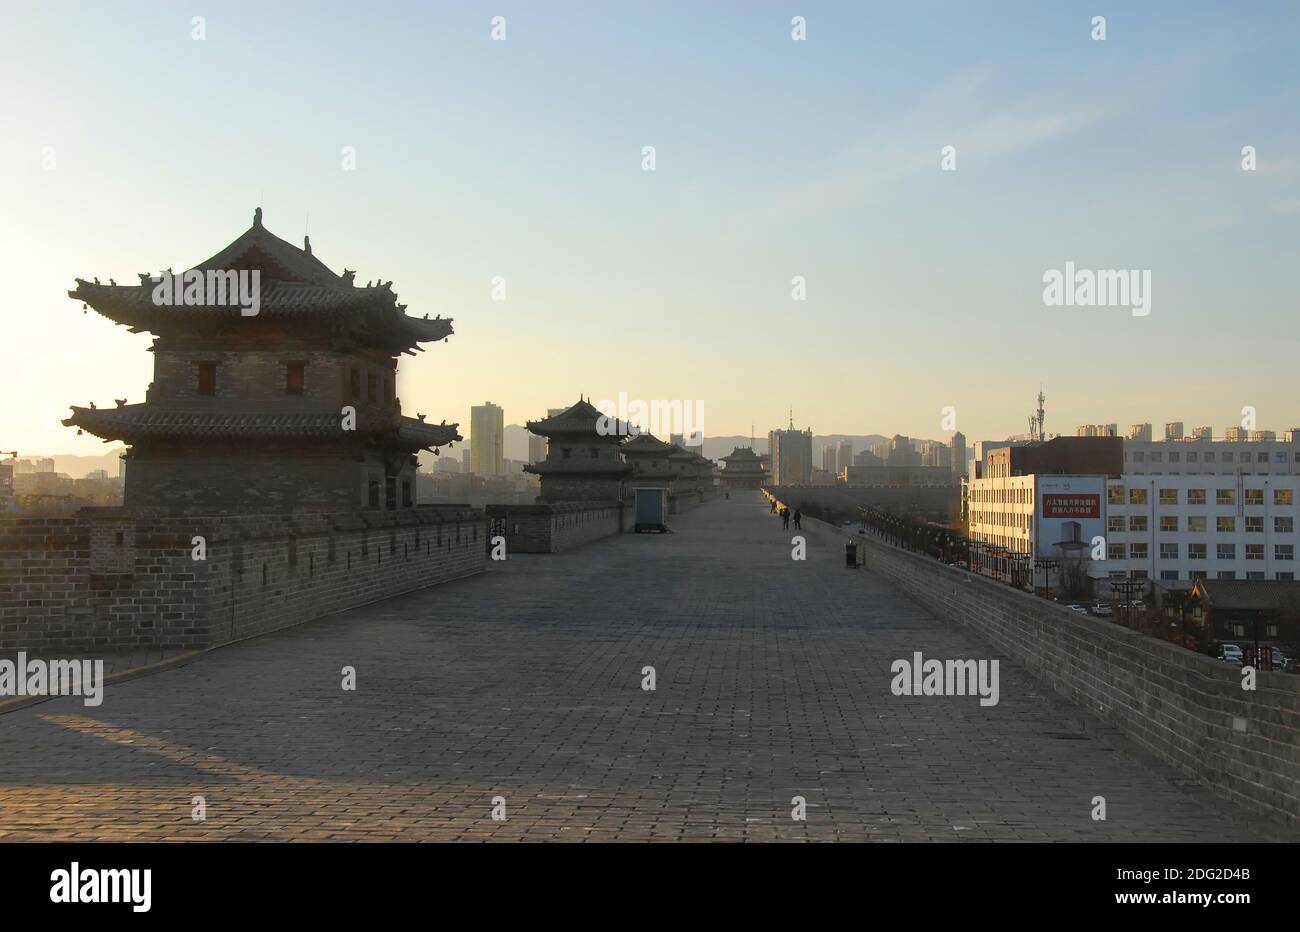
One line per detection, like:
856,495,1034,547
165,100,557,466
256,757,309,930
845,540,858,568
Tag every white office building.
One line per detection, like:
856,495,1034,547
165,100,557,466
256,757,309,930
1100,475,1298,585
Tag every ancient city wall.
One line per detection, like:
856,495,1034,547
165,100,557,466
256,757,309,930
487,502,625,553
0,505,485,652
770,496,1300,827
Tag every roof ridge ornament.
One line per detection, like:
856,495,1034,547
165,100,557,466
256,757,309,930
253,207,263,228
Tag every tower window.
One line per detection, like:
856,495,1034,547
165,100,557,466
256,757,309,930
285,362,305,395
197,362,217,396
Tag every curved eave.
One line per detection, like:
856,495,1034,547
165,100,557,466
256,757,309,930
396,419,462,450
69,281,456,348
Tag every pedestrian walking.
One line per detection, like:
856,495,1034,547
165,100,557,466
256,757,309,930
782,508,790,530
793,509,802,530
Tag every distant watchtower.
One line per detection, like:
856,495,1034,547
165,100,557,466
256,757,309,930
523,398,631,502
65,209,461,511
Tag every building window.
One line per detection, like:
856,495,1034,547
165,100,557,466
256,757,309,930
1160,570,1179,580
1279,572,1296,581
1189,543,1207,560
197,362,217,395
1216,516,1236,533
1129,515,1147,532
1159,488,1177,505
1151,452,1162,463
1160,543,1179,560
1218,571,1237,580
1246,571,1265,580
1217,543,1236,560
1129,488,1148,505
1190,570,1207,580
1108,516,1125,534
1187,488,1206,504
1160,516,1178,532
1245,516,1263,533
367,480,380,508
402,480,412,508
1276,489,1294,506
1222,452,1234,463
1187,452,1198,463
1187,516,1206,533
285,362,305,395
1246,544,1264,560
1276,544,1294,561
1108,486,1125,504
1108,543,1125,561
1131,570,1148,579
350,367,361,398
1216,489,1235,506
1244,489,1264,506
1276,516,1294,534
1129,543,1148,560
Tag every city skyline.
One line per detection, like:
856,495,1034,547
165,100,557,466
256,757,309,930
4,1,1299,455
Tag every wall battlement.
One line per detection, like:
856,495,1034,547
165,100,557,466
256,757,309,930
0,505,486,652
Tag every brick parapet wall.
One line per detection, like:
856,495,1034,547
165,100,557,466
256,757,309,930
0,505,486,652
487,501,625,553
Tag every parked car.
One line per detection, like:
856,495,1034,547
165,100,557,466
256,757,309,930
1089,603,1113,617
1067,604,1089,615
954,560,968,569
1219,643,1244,665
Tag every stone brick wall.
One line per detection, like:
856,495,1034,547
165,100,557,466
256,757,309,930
487,502,625,553
123,452,385,513
786,505,1300,827
0,505,485,652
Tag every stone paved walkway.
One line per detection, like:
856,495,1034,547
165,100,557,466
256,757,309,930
0,491,1286,841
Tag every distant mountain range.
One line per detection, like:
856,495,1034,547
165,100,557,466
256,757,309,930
7,449,126,478
499,428,939,463
26,433,942,479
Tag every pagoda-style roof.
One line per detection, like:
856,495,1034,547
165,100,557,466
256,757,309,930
525,398,630,439
666,445,697,461
63,404,460,450
68,208,453,354
722,446,764,464
621,432,676,456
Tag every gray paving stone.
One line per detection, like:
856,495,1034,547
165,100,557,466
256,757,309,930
0,491,1289,841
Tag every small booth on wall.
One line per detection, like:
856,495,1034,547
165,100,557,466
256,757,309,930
633,487,668,533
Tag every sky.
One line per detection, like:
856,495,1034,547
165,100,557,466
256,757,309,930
2,0,1298,456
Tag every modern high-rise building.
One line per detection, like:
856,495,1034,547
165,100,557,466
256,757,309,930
836,440,853,472
821,444,839,474
1130,423,1154,442
528,433,545,465
768,420,813,486
470,402,505,478
951,431,967,481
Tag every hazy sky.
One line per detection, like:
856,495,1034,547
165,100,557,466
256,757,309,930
2,1,1298,456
